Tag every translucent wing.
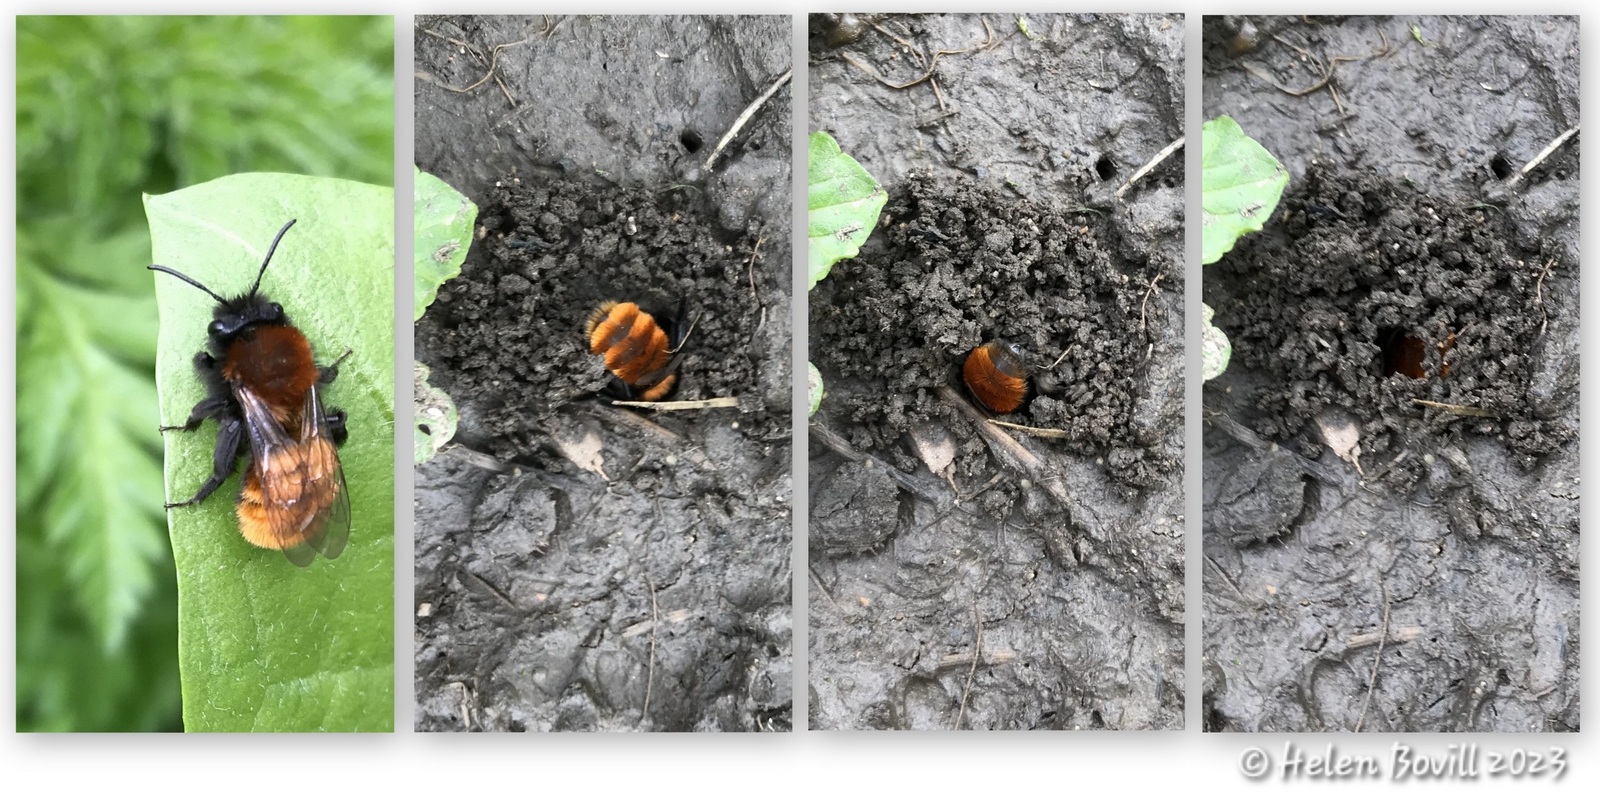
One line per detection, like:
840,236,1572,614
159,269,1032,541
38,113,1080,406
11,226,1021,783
235,385,349,566
301,384,351,560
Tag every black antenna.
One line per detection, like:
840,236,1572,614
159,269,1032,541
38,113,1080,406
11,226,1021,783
250,219,297,297
147,264,227,304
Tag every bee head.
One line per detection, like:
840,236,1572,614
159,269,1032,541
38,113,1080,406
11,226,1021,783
207,297,288,341
148,219,298,343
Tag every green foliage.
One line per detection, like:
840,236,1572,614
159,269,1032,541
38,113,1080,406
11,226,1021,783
808,131,887,288
15,15,394,732
147,174,395,732
1201,115,1288,265
415,362,459,463
414,167,478,321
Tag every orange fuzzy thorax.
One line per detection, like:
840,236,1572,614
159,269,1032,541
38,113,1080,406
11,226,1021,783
221,324,319,425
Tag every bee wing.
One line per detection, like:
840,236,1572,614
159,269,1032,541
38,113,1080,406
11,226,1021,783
301,384,351,560
235,387,348,565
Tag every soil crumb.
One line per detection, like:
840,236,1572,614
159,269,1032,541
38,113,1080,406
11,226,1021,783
812,172,1175,490
1211,163,1569,484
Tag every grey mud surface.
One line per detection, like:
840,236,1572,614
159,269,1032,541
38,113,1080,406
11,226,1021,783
809,13,1184,730
1202,16,1578,732
413,15,792,732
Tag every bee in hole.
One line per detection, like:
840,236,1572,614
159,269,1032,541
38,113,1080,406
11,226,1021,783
149,219,351,567
962,339,1031,414
584,299,690,402
1384,329,1457,380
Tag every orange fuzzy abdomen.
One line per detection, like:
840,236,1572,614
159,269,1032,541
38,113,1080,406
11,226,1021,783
586,301,677,399
963,342,1028,414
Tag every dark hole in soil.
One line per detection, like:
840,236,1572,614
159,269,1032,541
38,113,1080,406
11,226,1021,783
1210,163,1568,483
679,129,704,153
1379,327,1426,379
811,172,1171,491
1490,152,1516,180
1095,154,1117,181
417,177,775,458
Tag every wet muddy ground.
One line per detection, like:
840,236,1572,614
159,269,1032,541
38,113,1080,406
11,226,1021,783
413,15,792,732
1202,16,1578,732
808,13,1184,730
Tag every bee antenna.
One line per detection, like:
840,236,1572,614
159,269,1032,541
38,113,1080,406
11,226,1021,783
147,265,227,304
250,219,298,297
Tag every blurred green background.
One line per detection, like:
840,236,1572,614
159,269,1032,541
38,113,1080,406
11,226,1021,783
15,15,395,732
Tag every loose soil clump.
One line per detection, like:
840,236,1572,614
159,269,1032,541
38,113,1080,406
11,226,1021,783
1211,164,1570,487
814,172,1176,491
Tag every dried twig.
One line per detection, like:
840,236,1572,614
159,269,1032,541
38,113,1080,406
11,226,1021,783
1410,398,1498,418
1116,137,1184,200
1354,587,1391,732
985,419,1073,439
704,68,792,172
1138,272,1165,333
746,232,767,297
1533,256,1557,335
1510,125,1579,186
956,603,983,729
642,575,659,726
610,397,739,411
840,19,996,91
431,36,528,96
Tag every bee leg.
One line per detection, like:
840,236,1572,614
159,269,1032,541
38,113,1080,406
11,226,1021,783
160,393,230,433
324,406,349,447
600,376,634,402
319,349,354,384
165,416,245,509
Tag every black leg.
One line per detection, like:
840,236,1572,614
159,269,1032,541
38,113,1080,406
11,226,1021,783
166,416,245,508
319,348,354,384
325,407,349,447
160,394,230,433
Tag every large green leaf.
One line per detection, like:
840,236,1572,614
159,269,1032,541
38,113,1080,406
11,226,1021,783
145,173,394,732
808,131,886,288
1201,115,1289,265
413,166,477,321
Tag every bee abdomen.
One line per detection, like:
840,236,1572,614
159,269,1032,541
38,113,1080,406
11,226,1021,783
586,300,677,398
963,340,1030,414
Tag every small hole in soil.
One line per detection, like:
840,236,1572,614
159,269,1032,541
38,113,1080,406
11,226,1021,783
1094,154,1117,181
1490,152,1516,180
1380,328,1427,379
679,129,704,153
418,423,432,436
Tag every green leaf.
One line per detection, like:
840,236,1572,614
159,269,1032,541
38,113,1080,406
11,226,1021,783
808,362,825,417
1202,115,1289,265
413,166,477,321
1202,303,1232,381
414,362,458,463
145,173,394,732
808,131,887,288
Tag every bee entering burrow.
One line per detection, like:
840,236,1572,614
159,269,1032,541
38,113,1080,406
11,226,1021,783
962,339,1031,414
584,299,689,402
